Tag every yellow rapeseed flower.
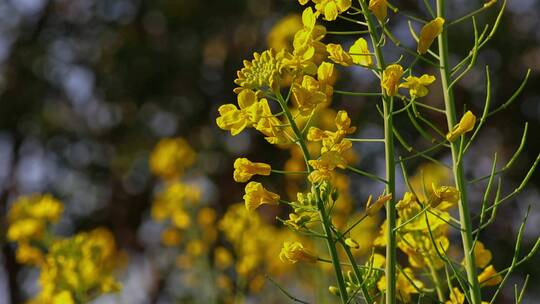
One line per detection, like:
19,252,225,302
382,64,404,96
253,99,290,144
308,151,347,183
286,7,326,71
417,17,445,54
292,75,327,115
52,291,75,304
299,0,352,21
7,218,44,242
430,184,459,210
317,61,336,97
216,89,263,136
151,181,200,220
366,193,392,216
234,49,283,92
326,43,353,66
368,0,388,22
369,0,387,22
214,246,234,270
149,137,196,179
349,37,373,66
161,228,182,246
8,194,64,224
378,267,424,303
233,158,271,182
446,110,476,142
279,241,318,263
16,243,44,266
399,74,436,98
446,287,465,304
267,14,303,51
32,228,124,303
446,287,490,304
478,265,502,286
472,241,493,269
243,182,280,211
307,110,356,154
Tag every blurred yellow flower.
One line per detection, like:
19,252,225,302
417,17,445,54
472,241,493,269
378,267,424,303
161,228,182,246
149,137,196,179
267,14,303,51
446,287,465,304
478,265,502,286
214,247,234,270
197,207,217,226
52,291,75,304
7,218,44,243
33,228,124,303
15,243,44,266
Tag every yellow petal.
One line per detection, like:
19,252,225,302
417,17,445,54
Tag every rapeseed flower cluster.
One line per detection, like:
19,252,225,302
212,0,535,302
7,194,124,303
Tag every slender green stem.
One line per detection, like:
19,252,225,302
449,1,497,26
357,1,397,303
271,169,308,175
327,30,370,35
435,1,482,303
428,260,445,302
334,90,382,96
346,137,385,142
316,190,349,303
274,91,349,304
346,165,388,184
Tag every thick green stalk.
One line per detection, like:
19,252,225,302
435,1,482,303
275,93,349,303
356,1,397,303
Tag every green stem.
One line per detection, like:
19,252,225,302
356,1,397,303
316,190,349,303
428,260,445,302
275,91,349,304
435,1,482,303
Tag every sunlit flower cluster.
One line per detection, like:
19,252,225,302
210,0,532,302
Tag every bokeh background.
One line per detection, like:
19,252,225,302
0,0,539,303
